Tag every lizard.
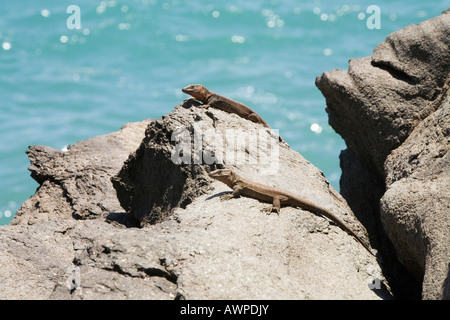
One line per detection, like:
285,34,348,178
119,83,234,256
182,84,270,128
208,168,374,256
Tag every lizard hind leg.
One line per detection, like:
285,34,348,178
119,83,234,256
261,206,280,215
247,113,269,127
261,196,282,215
247,113,265,124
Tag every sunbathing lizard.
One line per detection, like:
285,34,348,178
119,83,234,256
182,84,270,128
208,168,374,256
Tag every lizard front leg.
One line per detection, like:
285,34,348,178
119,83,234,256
220,184,243,201
183,97,210,108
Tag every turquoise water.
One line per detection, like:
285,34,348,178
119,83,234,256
1,0,448,225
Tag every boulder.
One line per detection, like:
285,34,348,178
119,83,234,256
381,95,450,300
2,100,388,299
315,11,450,299
12,120,151,226
110,99,386,299
111,100,213,226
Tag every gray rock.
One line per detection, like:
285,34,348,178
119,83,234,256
0,219,179,299
109,98,386,299
381,95,450,300
316,11,450,299
316,12,449,175
111,100,212,225
0,207,387,299
2,100,388,299
12,120,151,226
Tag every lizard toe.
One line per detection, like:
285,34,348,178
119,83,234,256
261,207,274,215
220,193,234,201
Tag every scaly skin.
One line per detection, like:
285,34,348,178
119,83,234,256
209,168,374,256
182,84,270,128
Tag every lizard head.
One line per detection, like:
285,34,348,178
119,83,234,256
182,84,208,102
208,168,236,186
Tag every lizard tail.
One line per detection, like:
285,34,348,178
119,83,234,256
302,201,374,256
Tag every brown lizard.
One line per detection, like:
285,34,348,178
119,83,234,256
182,84,270,128
208,168,374,256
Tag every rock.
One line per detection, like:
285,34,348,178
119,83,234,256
381,96,450,300
110,98,386,299
111,100,212,225
0,206,386,300
12,120,152,226
2,99,388,299
315,11,450,299
0,219,179,299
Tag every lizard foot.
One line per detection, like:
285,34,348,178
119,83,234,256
261,206,280,215
220,193,234,201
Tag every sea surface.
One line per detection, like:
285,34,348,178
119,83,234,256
1,0,448,225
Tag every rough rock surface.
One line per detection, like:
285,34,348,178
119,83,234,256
111,100,212,226
2,101,388,299
110,100,386,299
316,11,450,299
13,120,152,226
